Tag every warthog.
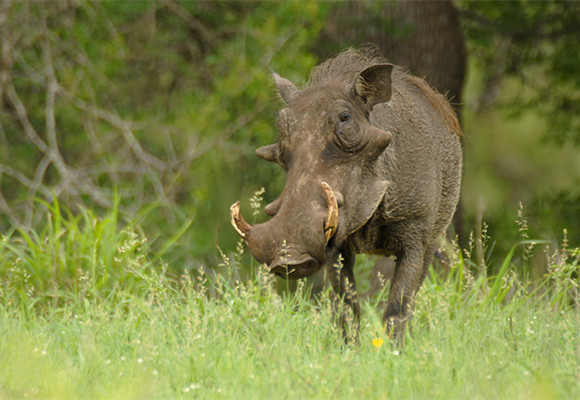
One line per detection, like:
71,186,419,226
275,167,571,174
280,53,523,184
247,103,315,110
231,47,462,339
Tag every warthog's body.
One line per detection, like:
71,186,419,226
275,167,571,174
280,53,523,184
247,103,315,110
231,47,462,338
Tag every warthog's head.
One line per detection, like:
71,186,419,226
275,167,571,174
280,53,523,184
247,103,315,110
231,60,393,278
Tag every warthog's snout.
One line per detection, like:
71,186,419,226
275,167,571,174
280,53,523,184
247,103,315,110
230,181,339,279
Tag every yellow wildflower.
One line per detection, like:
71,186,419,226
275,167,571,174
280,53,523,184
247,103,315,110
372,337,384,349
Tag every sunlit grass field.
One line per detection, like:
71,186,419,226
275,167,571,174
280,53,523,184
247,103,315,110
0,203,578,399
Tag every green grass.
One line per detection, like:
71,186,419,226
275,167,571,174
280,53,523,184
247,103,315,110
0,203,578,399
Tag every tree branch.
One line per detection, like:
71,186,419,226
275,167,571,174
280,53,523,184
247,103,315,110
68,94,169,171
162,0,218,52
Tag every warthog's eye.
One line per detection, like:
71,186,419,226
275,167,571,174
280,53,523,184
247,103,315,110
339,111,352,123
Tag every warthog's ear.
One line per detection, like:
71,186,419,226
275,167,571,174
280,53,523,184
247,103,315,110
353,64,393,111
255,144,280,164
273,72,299,104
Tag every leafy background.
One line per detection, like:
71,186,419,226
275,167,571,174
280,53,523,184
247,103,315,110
0,0,578,276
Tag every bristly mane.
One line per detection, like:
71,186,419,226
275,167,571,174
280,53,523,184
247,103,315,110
307,46,462,137
405,75,463,137
307,45,387,87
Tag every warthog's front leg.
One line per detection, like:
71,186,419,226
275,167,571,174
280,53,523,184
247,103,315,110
384,239,438,345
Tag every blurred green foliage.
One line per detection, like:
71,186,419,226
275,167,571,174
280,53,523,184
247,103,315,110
461,0,580,145
460,0,580,259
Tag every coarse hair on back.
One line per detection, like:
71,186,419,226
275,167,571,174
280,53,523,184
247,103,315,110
307,45,388,87
404,74,463,137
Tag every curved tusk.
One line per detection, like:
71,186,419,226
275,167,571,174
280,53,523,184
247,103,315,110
230,201,252,239
321,182,339,244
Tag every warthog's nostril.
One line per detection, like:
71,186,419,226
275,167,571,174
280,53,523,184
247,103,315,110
269,255,320,279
